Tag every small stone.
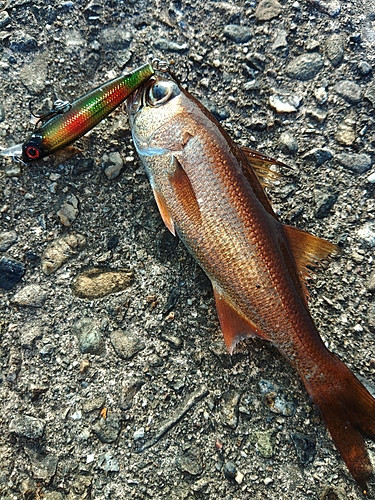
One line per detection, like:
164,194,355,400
272,29,288,50
314,87,328,104
358,61,372,76
335,119,356,146
99,27,131,50
223,461,237,480
10,31,37,52
9,415,45,439
357,222,375,247
325,34,344,67
101,152,124,180
20,324,44,348
250,430,275,458
364,81,375,107
25,448,59,481
0,230,17,251
82,396,106,413
153,38,189,52
269,93,301,113
264,477,273,486
107,235,119,250
72,267,134,299
119,379,144,410
223,25,252,43
133,427,145,440
306,108,327,123
291,432,316,465
42,232,86,275
110,328,145,360
97,453,120,472
246,52,267,72
368,304,375,329
73,317,105,355
57,193,79,227
255,0,282,21
336,153,372,174
367,172,375,183
302,148,333,165
235,470,244,484
334,80,361,104
315,189,338,219
11,284,47,307
221,391,241,428
279,132,298,154
0,257,25,290
177,452,203,476
73,158,94,176
92,414,121,443
367,271,375,292
0,11,11,29
259,380,296,416
285,53,324,81
79,359,90,373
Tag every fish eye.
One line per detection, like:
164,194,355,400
147,81,180,106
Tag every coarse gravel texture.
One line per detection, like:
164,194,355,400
1,0,375,499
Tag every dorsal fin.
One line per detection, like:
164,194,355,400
283,225,339,301
213,287,269,354
152,188,176,236
241,146,285,188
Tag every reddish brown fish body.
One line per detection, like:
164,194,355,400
127,76,375,488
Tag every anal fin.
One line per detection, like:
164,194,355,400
169,156,202,225
213,287,269,354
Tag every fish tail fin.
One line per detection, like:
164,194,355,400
305,354,375,491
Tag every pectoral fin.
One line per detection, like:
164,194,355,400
213,287,269,354
152,188,176,236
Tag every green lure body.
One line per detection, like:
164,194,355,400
22,62,154,162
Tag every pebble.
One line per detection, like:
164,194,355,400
302,148,333,166
278,132,297,155
259,380,296,416
9,31,38,52
0,11,10,29
97,453,119,472
133,427,145,440
107,235,119,250
223,461,237,480
335,118,356,145
220,391,241,428
246,52,266,72
92,413,121,443
101,151,124,180
325,34,344,67
291,432,316,465
255,0,282,21
109,328,146,360
20,323,44,348
367,270,375,292
57,193,79,227
73,317,105,355
358,61,372,76
364,80,375,107
9,414,45,439
285,53,323,81
72,267,134,299
177,452,203,476
250,430,275,458
367,172,375,183
336,153,372,174
82,396,106,414
334,80,361,104
368,304,375,329
42,232,86,275
11,284,47,307
272,29,288,50
160,332,183,349
120,379,144,410
314,86,328,104
99,27,131,50
357,222,375,247
25,448,59,482
153,38,189,52
223,25,252,43
0,256,25,290
269,93,301,113
314,189,338,219
306,108,327,123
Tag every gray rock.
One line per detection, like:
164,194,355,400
9,415,45,439
110,328,145,360
325,34,344,67
82,396,106,414
133,427,145,440
223,461,237,480
334,80,361,104
358,61,372,76
255,0,282,21
285,53,324,80
97,453,120,472
291,432,316,466
0,256,25,290
220,391,241,428
101,151,124,180
335,119,356,146
25,447,58,481
279,131,298,154
42,232,86,275
19,55,48,94
223,25,252,43
302,148,333,165
0,230,17,251
0,11,10,29
314,189,338,219
9,31,37,52
92,413,121,443
120,378,144,410
306,107,328,123
272,30,288,50
364,80,375,107
73,317,105,355
309,0,341,16
57,193,79,227
357,222,375,247
314,87,328,104
99,28,131,50
43,493,64,500
11,285,47,307
153,38,189,52
367,270,375,292
20,324,44,348
336,153,372,174
269,93,301,113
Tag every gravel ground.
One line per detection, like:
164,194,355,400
1,0,375,499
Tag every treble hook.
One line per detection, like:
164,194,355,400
29,98,72,130
151,58,183,85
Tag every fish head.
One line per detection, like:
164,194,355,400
126,75,185,156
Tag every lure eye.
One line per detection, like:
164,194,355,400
22,136,44,162
147,81,180,106
24,145,41,160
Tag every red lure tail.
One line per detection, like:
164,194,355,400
304,353,375,491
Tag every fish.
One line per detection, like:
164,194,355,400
0,62,155,163
126,75,375,491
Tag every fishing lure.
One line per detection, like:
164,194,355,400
0,62,155,163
